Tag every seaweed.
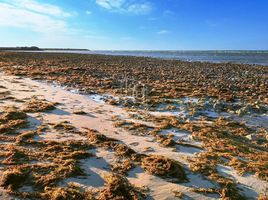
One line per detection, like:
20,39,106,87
99,173,145,200
141,155,188,182
0,167,29,190
23,98,56,113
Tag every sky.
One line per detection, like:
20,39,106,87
0,0,268,50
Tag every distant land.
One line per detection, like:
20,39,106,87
0,46,90,51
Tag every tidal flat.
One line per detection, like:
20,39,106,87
0,52,267,200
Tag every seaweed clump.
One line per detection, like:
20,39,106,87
141,155,187,183
0,106,28,134
0,167,29,190
111,159,133,175
0,119,94,199
23,98,56,113
41,185,94,200
0,106,27,121
99,173,145,200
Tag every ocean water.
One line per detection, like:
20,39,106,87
43,50,268,66
91,50,268,66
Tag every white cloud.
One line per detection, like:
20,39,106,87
96,0,124,10
86,10,92,15
96,0,152,15
127,2,152,15
3,0,71,17
157,30,170,35
0,0,71,33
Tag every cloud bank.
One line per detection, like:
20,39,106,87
0,0,71,33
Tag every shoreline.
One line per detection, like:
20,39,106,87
1,50,268,66
0,52,267,199
1,52,267,104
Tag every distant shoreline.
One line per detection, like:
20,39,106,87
1,49,268,66
0,47,90,51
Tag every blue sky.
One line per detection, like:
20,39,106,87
0,0,268,50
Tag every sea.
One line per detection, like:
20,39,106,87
27,50,268,66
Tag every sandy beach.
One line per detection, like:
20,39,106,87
0,52,267,199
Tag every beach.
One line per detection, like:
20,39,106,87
0,52,267,199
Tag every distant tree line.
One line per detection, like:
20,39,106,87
0,47,90,51
0,46,41,51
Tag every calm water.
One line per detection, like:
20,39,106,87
41,50,268,66
91,50,268,66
